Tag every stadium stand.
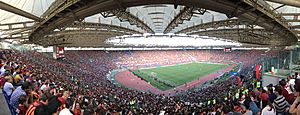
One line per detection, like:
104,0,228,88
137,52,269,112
0,49,298,114
2,0,300,114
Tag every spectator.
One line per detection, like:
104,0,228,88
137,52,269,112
287,76,295,94
10,81,32,110
25,91,41,115
243,99,253,115
0,63,7,77
279,79,295,104
248,95,260,115
261,100,276,115
289,79,300,114
232,101,243,115
3,75,14,97
35,95,62,115
16,95,27,115
260,89,269,108
13,67,20,77
0,74,5,88
23,72,31,81
267,84,276,103
273,85,290,114
59,99,73,115
58,91,70,111
14,74,23,86
73,102,81,115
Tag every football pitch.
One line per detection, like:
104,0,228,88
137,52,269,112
130,62,228,90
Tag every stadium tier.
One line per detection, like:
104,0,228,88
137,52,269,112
1,49,298,115
1,0,300,115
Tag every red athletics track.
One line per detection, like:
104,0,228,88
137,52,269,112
115,64,236,95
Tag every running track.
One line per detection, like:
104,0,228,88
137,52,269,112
115,64,236,95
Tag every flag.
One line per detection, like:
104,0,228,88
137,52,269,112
255,64,261,80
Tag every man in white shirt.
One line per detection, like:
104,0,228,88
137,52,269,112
40,82,49,91
59,108,73,115
59,99,73,115
286,76,295,94
261,103,276,115
3,76,14,96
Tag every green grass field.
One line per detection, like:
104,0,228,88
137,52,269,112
131,62,228,90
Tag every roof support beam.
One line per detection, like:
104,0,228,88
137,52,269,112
280,13,300,16
273,4,285,10
7,28,32,36
0,21,35,26
266,0,300,8
292,25,300,29
283,19,300,22
176,19,241,34
0,1,42,21
68,22,142,34
100,9,154,33
110,9,154,33
164,7,206,33
191,29,279,45
28,0,298,46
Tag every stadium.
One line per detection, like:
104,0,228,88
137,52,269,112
1,0,300,115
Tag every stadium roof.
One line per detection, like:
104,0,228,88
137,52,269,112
0,0,300,47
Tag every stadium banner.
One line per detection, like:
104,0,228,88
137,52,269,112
53,46,65,59
255,64,262,80
229,72,237,76
224,47,232,52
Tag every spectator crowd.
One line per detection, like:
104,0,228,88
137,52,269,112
0,49,299,115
